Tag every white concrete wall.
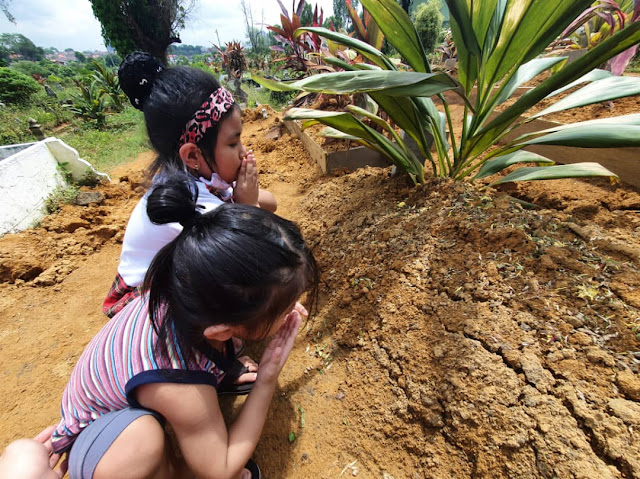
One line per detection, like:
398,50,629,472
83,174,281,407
0,138,109,235
0,141,65,234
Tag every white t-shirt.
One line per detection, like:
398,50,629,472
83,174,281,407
118,180,224,287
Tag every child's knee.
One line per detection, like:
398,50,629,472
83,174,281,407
94,415,167,479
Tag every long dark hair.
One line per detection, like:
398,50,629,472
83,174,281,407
118,51,239,178
143,174,319,361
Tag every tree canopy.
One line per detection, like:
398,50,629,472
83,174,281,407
0,34,45,61
89,0,195,64
332,0,359,31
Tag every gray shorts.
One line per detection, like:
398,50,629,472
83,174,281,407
68,408,160,479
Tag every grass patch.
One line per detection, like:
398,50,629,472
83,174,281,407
44,184,79,214
0,88,75,145
59,107,150,172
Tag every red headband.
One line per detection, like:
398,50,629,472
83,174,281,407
179,87,235,146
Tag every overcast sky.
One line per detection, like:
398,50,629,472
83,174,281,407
0,0,335,52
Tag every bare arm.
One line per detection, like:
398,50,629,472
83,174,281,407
258,189,277,212
136,311,301,479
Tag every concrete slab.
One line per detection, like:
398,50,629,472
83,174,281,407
0,138,109,235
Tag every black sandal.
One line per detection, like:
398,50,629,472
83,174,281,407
217,359,254,396
245,458,262,478
217,339,255,396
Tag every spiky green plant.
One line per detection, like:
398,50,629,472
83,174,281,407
255,0,640,186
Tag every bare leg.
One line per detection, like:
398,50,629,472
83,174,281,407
93,415,190,479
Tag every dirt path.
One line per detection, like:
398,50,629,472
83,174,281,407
1,107,639,478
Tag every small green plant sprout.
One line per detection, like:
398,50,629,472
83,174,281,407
78,167,103,187
297,403,306,429
255,0,640,187
288,431,297,443
56,162,74,182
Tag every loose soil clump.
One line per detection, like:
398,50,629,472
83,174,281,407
0,107,638,478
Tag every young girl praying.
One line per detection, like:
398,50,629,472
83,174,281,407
51,174,319,479
103,51,277,319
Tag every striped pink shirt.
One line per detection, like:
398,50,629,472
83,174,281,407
52,295,228,452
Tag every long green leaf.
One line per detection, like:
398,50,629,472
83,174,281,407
321,56,382,71
531,76,640,118
251,75,299,92
291,70,460,97
345,104,415,158
321,127,361,140
474,150,554,180
447,0,481,90
285,108,379,143
481,0,508,61
513,114,640,144
369,93,431,153
493,57,566,107
488,162,618,186
543,69,612,99
346,105,397,136
519,125,640,148
360,0,430,73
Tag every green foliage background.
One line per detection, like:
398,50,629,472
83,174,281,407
0,67,40,104
414,0,443,53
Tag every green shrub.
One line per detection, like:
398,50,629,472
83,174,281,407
11,60,49,77
0,88,76,146
414,0,443,54
0,67,40,104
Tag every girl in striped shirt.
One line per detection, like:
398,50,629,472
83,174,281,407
51,174,318,479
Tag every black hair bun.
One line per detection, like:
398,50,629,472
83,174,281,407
118,52,166,111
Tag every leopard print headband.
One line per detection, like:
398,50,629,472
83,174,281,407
179,87,235,146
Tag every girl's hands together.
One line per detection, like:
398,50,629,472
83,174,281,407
257,310,302,384
293,302,308,318
234,150,259,206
